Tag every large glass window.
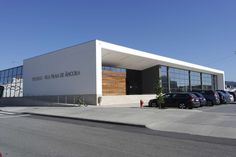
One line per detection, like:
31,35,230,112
191,72,201,91
159,65,217,92
212,75,217,90
169,68,189,92
0,66,23,97
160,66,168,93
202,73,213,90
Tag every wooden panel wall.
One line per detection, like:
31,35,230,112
102,70,126,95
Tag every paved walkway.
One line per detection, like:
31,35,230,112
1,103,236,139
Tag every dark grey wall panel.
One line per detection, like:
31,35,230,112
126,69,142,94
141,65,159,94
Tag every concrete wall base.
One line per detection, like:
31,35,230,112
100,94,156,106
0,95,156,106
0,94,97,106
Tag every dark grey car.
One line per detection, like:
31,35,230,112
197,90,220,106
217,90,231,103
149,92,200,109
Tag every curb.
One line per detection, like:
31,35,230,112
22,112,146,128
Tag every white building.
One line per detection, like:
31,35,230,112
1,40,225,105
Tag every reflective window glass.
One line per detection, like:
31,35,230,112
169,67,189,92
160,66,168,93
202,73,213,90
0,66,23,97
191,72,201,91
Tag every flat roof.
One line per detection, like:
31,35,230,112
98,40,224,75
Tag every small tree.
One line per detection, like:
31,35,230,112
154,78,164,109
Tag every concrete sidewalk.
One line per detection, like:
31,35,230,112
1,104,236,139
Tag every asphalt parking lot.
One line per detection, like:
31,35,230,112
1,102,236,139
1,112,236,157
196,102,236,113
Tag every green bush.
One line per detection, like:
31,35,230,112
154,78,164,108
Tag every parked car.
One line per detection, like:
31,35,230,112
148,92,200,109
191,92,207,106
229,91,236,101
0,85,4,98
217,90,232,103
216,91,227,104
196,90,220,106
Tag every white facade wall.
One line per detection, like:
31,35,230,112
21,39,225,105
95,41,102,97
217,73,225,90
23,41,97,96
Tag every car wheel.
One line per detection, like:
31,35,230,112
150,102,154,107
178,103,186,109
153,102,159,107
148,102,152,107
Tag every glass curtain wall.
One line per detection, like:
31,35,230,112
159,65,217,93
160,66,168,93
0,66,23,97
202,73,213,90
169,68,189,92
212,75,217,90
191,72,201,91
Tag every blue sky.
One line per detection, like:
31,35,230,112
0,0,236,81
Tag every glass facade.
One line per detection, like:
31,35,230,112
212,75,217,90
160,66,168,93
202,73,213,90
169,68,189,92
0,66,23,97
159,65,217,93
191,72,201,91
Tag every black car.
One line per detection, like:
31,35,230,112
216,91,227,104
191,92,207,106
148,92,200,109
196,90,220,106
0,85,4,98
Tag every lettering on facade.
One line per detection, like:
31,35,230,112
32,70,80,81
